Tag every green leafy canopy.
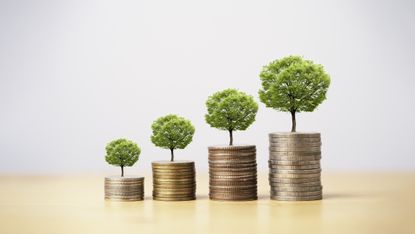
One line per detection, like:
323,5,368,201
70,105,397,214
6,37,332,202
151,114,195,151
259,55,330,113
105,138,140,168
205,89,258,132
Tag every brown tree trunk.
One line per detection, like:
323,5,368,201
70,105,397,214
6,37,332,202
229,129,233,146
291,111,296,132
121,165,124,177
170,148,174,162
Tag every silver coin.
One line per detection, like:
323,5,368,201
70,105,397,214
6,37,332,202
271,190,322,196
269,132,320,137
269,138,321,143
105,194,144,198
269,181,322,187
268,151,322,156
269,177,321,183
269,141,321,146
269,147,321,153
270,195,322,201
268,164,320,170
268,159,320,165
269,168,321,174
269,172,321,178
105,189,144,194
269,156,322,161
270,185,322,192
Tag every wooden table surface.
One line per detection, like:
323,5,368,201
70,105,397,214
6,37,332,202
1,172,414,234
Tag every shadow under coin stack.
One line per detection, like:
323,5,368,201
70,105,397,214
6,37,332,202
209,145,258,201
152,161,196,201
105,176,144,201
268,133,322,201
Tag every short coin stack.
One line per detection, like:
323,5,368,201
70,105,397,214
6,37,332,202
268,132,322,201
105,176,144,201
209,145,257,201
152,161,196,201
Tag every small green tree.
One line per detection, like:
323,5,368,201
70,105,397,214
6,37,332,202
205,89,258,146
151,114,195,162
105,138,141,177
259,55,330,132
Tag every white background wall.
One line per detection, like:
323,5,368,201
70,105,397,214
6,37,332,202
1,0,415,174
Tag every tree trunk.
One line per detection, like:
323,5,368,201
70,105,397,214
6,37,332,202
170,148,174,162
121,165,124,177
291,111,296,132
229,129,233,146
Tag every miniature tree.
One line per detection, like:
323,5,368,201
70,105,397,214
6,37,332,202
105,138,141,177
151,114,195,162
205,89,258,146
259,55,330,132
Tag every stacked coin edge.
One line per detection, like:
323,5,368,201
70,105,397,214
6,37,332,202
152,160,196,201
268,132,323,201
105,176,145,201
209,145,258,201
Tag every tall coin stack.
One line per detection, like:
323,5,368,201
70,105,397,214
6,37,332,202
105,176,144,201
152,161,196,201
268,133,322,201
209,145,258,201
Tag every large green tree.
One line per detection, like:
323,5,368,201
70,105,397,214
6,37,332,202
151,114,195,161
259,55,330,132
205,89,258,145
105,138,140,177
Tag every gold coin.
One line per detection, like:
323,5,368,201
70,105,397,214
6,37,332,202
208,145,256,150
208,160,256,165
153,196,196,201
153,192,195,197
209,168,257,173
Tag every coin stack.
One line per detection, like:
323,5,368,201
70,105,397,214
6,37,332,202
152,161,196,201
105,176,144,201
209,145,257,201
268,132,322,201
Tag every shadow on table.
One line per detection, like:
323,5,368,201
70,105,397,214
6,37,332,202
323,192,365,200
196,194,209,200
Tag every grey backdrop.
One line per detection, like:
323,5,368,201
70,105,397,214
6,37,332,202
1,0,415,174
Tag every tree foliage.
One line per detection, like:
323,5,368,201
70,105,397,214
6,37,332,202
258,55,330,132
151,114,195,161
205,89,258,145
105,138,140,176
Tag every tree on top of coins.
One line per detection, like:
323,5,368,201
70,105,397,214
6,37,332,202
205,89,258,145
151,114,195,162
105,138,140,177
259,55,331,132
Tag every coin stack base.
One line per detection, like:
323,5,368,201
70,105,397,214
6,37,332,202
268,132,323,201
105,176,144,201
152,160,196,201
209,145,258,201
